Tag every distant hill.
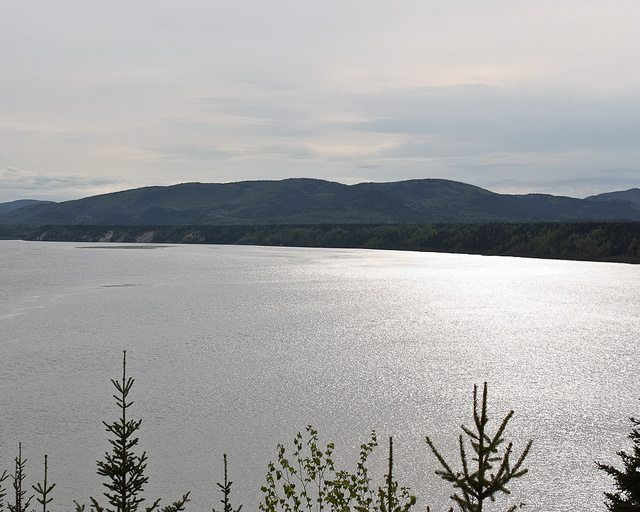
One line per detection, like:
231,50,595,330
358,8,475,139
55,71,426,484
0,199,55,215
586,188,640,207
2,178,640,226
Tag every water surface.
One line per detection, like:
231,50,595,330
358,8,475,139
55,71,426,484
1,240,638,511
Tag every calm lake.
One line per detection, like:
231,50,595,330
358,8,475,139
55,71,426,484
1,240,639,511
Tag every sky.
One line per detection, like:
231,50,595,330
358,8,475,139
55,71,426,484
1,0,640,203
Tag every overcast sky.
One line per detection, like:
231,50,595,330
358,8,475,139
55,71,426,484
2,0,639,202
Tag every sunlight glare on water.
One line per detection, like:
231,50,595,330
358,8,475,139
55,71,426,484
0,241,639,512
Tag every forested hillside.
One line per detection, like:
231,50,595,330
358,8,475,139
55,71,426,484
2,179,640,225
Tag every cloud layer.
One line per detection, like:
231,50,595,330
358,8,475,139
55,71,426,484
1,0,639,202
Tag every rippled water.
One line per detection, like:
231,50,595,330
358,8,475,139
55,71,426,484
1,240,639,511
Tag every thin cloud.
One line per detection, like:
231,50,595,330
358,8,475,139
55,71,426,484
483,173,640,198
346,85,640,153
197,97,303,121
353,162,382,169
151,144,233,161
260,144,315,160
0,168,125,202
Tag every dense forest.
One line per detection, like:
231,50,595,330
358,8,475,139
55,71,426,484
2,221,639,264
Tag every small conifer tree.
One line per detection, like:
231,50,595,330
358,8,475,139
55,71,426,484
80,350,189,512
597,412,640,511
212,454,242,512
9,444,32,512
426,383,532,512
32,455,55,512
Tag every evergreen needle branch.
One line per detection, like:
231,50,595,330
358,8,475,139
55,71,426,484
596,410,640,511
426,383,532,512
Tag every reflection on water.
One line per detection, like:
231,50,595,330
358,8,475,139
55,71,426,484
0,240,639,512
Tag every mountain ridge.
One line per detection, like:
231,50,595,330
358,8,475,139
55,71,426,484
2,178,640,226
0,199,55,215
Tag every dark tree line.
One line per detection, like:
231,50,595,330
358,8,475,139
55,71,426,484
3,221,640,263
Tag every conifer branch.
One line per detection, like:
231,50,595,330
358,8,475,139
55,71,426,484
596,412,640,511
